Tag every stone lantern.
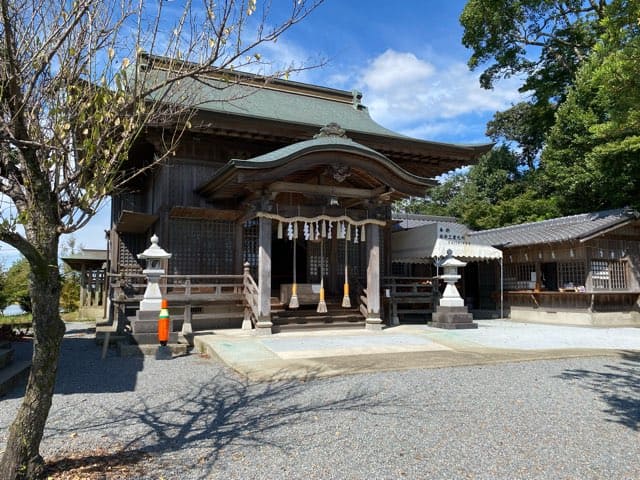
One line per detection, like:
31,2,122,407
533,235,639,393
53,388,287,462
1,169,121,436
439,253,467,307
431,249,478,329
137,234,172,311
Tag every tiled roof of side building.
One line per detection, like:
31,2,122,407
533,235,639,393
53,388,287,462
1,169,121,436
469,208,640,247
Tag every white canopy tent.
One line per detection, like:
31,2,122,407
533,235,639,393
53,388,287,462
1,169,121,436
391,222,505,318
391,223,503,263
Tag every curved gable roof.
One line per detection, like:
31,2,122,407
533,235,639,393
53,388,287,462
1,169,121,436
197,124,436,201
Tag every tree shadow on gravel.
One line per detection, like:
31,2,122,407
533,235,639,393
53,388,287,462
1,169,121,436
557,351,640,431
44,366,401,479
45,448,151,479
2,331,146,404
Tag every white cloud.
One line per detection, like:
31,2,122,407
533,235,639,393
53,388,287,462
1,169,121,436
361,51,435,91
356,49,524,134
243,34,321,83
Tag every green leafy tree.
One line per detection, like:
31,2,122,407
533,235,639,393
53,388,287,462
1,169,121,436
0,261,9,313
424,0,637,225
60,239,81,313
416,147,560,229
460,0,608,161
3,259,31,313
0,0,323,477
542,0,640,212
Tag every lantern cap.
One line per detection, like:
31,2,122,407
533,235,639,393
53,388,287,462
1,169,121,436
441,249,466,268
138,234,172,260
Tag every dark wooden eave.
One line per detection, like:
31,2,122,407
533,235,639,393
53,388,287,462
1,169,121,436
196,134,437,204
185,110,492,178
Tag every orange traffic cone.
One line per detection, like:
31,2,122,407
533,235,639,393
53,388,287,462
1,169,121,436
158,298,170,346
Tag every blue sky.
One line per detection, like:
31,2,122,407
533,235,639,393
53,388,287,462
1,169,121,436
0,0,523,266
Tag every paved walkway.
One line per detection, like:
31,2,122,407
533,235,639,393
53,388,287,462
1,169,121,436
194,320,640,381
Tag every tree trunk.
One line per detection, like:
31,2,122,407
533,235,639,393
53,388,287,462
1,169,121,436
0,246,64,479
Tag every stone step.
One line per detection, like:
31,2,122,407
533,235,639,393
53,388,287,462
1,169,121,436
0,360,30,396
0,346,14,369
130,332,181,345
430,321,478,330
273,312,363,323
117,342,189,358
128,310,246,333
274,319,366,333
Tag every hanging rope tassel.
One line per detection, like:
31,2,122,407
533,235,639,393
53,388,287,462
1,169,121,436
317,277,328,313
277,221,283,239
361,224,366,242
289,238,299,309
342,240,351,308
346,223,352,241
317,239,327,313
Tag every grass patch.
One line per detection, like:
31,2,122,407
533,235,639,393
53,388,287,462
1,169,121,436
62,307,103,322
0,309,100,325
0,313,32,326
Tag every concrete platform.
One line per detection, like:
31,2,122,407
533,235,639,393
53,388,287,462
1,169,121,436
194,320,640,381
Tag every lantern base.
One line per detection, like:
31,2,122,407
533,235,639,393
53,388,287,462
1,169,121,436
431,306,478,329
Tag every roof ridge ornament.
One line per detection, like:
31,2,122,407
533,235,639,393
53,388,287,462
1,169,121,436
314,122,347,139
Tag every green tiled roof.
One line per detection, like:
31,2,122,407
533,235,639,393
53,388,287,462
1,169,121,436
149,71,401,137
140,61,491,153
231,135,382,166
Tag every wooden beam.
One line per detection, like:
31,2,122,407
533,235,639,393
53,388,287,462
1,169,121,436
169,206,243,221
267,181,387,199
365,223,383,330
256,216,273,333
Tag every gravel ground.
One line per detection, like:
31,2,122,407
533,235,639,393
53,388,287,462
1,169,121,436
1,323,639,479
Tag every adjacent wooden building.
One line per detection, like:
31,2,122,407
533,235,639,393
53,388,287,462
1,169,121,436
469,208,640,326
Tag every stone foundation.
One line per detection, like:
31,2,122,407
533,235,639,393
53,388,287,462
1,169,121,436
431,306,478,329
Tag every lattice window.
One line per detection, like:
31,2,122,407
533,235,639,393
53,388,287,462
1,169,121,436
337,240,361,278
169,219,235,275
243,219,259,277
591,260,627,290
307,241,329,282
558,262,586,289
117,233,145,274
391,262,410,276
504,263,535,290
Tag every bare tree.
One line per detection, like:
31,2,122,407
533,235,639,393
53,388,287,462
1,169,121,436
0,0,322,477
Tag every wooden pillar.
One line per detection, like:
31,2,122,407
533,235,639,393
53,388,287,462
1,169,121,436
80,263,87,307
256,216,273,334
365,224,383,330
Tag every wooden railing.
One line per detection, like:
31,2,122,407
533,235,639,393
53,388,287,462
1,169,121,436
382,276,438,325
503,291,640,312
242,263,259,328
107,271,247,334
359,287,369,319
